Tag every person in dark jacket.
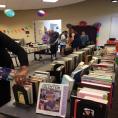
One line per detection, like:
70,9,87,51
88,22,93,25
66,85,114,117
0,31,29,84
80,31,90,48
49,30,59,60
70,27,81,51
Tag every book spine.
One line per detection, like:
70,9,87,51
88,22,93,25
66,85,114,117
74,99,79,118
61,86,68,117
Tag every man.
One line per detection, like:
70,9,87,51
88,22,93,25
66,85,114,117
49,30,59,60
0,31,29,83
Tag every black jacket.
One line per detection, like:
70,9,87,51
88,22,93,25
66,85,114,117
49,32,59,45
0,31,29,68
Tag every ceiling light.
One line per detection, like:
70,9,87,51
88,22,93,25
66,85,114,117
0,5,6,8
112,0,118,3
43,0,58,3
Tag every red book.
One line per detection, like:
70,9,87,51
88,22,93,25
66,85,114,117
74,99,80,118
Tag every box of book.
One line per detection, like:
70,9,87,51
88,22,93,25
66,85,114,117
36,83,69,117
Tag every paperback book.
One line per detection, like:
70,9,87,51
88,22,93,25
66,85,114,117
61,74,74,99
36,83,69,117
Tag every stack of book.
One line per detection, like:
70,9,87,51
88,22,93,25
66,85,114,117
62,57,74,73
67,54,79,70
33,71,50,82
81,71,113,107
73,51,85,63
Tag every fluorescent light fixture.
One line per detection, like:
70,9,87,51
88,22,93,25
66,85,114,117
43,0,58,2
112,0,118,2
0,5,6,8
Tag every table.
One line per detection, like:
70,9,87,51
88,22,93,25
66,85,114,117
0,100,70,118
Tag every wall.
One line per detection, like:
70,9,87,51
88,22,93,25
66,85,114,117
34,19,61,43
0,0,118,45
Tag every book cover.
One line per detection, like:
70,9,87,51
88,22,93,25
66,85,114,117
36,83,68,117
13,85,29,105
70,95,108,118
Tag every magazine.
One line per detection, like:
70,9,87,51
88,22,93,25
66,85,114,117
36,83,69,117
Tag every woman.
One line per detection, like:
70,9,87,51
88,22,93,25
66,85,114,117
60,31,68,56
69,27,81,51
80,31,89,48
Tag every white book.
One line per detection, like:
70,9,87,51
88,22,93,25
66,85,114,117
61,74,74,99
24,84,33,104
36,83,69,118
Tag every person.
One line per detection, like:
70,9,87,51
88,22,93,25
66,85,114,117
59,31,68,56
49,30,59,60
0,31,29,84
80,31,90,48
42,31,50,44
69,27,81,51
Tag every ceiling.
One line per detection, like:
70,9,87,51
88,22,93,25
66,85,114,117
0,0,86,10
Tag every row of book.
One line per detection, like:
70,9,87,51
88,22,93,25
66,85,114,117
12,45,98,117
70,50,116,118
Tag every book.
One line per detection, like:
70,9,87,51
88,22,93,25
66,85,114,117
68,54,80,67
71,65,89,82
63,57,74,73
36,83,69,117
24,84,33,105
34,71,50,82
61,74,74,99
53,60,68,73
81,75,112,85
73,51,85,62
70,95,108,118
77,87,108,100
13,84,33,105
